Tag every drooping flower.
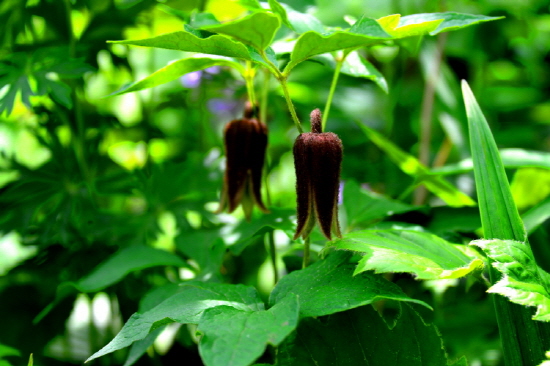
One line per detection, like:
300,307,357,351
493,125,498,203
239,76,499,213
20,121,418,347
293,109,343,240
217,102,269,220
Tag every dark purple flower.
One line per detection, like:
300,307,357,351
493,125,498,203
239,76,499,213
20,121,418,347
217,102,269,221
293,109,343,240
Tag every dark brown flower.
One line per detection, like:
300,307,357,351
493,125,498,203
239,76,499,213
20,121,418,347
293,109,343,240
217,102,269,221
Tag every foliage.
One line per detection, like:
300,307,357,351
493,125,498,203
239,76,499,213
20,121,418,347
2,0,550,366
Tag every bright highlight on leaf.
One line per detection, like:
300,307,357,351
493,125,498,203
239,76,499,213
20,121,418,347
472,239,550,322
330,229,483,280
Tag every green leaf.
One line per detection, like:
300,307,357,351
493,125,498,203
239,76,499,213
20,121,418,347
0,344,21,358
269,251,431,318
432,148,550,176
277,303,449,366
123,326,165,366
314,51,388,93
330,229,483,280
343,180,417,230
276,2,324,34
109,56,244,96
200,12,281,51
462,80,525,241
523,196,550,235
175,230,226,280
472,239,550,322
198,295,299,366
229,208,296,255
463,79,550,364
75,246,186,292
511,168,550,212
86,282,264,362
267,0,293,29
284,23,390,74
109,30,253,59
399,12,504,36
357,123,476,207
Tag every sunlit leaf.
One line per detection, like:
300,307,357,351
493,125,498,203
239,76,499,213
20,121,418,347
377,14,443,38
86,282,264,362
330,229,483,280
472,239,550,322
357,123,476,207
200,12,281,51
75,246,187,292
108,29,253,60
275,2,324,33
511,168,550,212
108,56,244,96
277,303,449,366
399,12,504,35
198,295,299,366
269,251,431,318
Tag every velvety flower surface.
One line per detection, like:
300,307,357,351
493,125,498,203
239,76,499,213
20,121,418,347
217,102,269,221
293,109,343,240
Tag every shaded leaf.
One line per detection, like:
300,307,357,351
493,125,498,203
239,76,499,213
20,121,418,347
330,229,483,280
123,326,165,366
277,303,449,366
343,180,417,229
269,251,431,318
200,12,281,51
109,56,244,96
357,123,476,207
523,196,550,235
472,239,550,322
86,282,264,362
198,295,299,366
76,246,187,292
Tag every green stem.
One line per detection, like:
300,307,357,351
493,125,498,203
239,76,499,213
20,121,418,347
259,50,303,133
321,55,345,132
260,69,270,124
302,237,310,268
244,61,257,105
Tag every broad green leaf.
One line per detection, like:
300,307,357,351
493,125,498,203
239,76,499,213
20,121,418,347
284,25,390,74
75,246,186,292
269,251,431,318
276,2,324,34
175,230,226,280
472,239,550,322
314,51,388,93
268,0,293,29
462,81,525,241
123,326,165,366
86,282,263,362
377,14,443,38
357,123,476,207
200,12,281,51
331,229,482,280
432,148,550,176
511,168,550,212
108,30,253,59
399,12,504,36
198,295,299,366
229,208,296,255
523,196,550,235
343,180,417,230
109,57,244,96
277,303,449,366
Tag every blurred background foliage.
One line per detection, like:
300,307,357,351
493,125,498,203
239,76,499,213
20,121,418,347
0,0,549,365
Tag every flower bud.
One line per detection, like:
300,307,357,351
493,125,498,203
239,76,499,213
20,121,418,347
217,102,269,221
293,109,343,240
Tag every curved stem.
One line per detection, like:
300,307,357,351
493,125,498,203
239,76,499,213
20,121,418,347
244,61,257,106
322,55,345,132
302,237,310,268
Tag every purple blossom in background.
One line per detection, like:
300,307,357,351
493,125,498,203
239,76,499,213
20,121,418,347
180,71,202,88
338,181,344,205
179,66,222,89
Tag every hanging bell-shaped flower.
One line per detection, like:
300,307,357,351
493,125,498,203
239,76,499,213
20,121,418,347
217,102,269,221
293,109,343,240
